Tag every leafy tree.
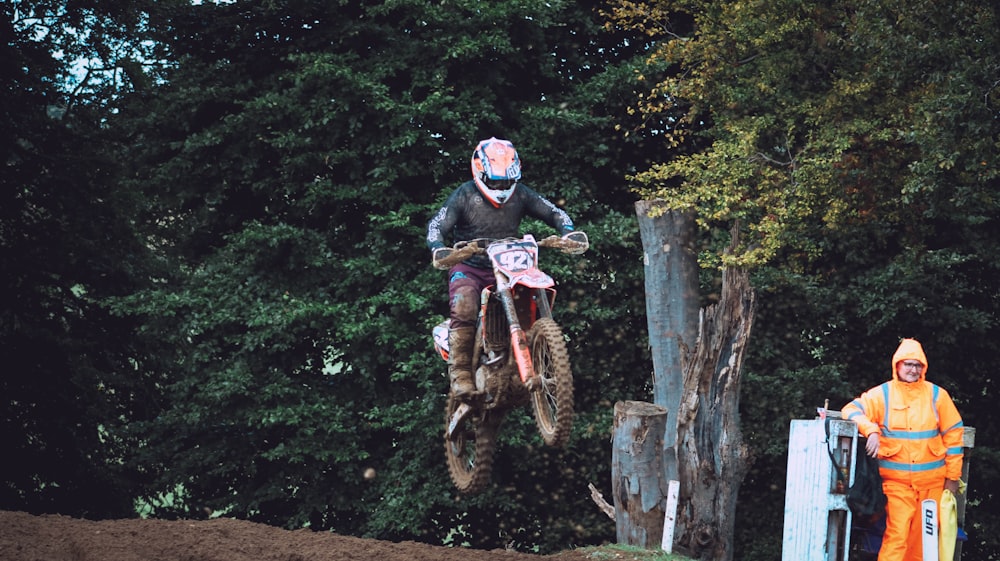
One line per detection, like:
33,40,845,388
607,0,1000,558
108,0,658,551
15,0,998,558
1,0,160,518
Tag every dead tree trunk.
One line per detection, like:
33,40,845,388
635,201,699,483
611,400,669,548
673,261,756,561
627,203,755,561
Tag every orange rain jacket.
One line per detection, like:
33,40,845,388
842,338,964,487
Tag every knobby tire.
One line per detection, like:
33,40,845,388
528,318,574,447
444,395,500,495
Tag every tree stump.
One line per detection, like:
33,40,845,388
612,400,669,548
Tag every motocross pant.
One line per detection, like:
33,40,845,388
447,264,494,329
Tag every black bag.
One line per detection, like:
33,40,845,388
847,450,887,517
826,420,887,518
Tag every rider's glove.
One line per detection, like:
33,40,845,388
561,231,589,255
432,247,454,266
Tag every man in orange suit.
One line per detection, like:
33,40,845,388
842,338,964,561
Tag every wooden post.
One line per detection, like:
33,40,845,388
955,426,976,561
612,400,669,548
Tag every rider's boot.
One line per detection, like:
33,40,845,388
448,327,476,397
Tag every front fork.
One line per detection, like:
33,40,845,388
477,280,554,388
496,286,536,386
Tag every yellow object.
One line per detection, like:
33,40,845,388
940,489,958,561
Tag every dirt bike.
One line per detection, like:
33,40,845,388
431,232,588,494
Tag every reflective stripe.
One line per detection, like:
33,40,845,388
845,399,867,422
943,420,964,433
880,382,946,442
882,428,940,440
932,384,940,423
947,447,964,455
845,410,867,423
880,458,946,472
881,383,891,425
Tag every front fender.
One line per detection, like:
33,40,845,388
508,270,554,288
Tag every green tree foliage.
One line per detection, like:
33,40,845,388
105,0,657,551
608,0,1000,558
617,0,999,268
11,0,1000,557
1,1,160,517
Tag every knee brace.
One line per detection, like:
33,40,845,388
450,284,479,324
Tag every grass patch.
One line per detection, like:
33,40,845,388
574,544,696,561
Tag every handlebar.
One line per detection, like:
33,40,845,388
432,233,589,270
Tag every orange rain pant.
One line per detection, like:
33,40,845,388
879,479,944,561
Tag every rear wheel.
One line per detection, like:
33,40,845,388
527,318,574,447
444,396,500,495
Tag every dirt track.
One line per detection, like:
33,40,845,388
0,510,603,561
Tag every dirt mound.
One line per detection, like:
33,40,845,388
0,510,597,561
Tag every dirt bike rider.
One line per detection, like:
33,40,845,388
427,137,583,398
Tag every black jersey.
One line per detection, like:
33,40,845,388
426,181,575,268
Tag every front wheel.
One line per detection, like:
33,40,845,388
444,395,500,495
527,318,574,447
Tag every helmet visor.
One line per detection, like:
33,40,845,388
481,181,516,205
484,178,516,191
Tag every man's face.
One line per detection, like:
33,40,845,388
897,360,923,383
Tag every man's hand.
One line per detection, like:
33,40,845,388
865,432,880,457
944,479,960,496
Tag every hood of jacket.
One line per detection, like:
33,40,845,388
891,337,927,382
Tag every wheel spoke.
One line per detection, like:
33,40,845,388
444,397,498,495
527,318,574,447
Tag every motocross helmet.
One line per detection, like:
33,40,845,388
471,137,520,207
